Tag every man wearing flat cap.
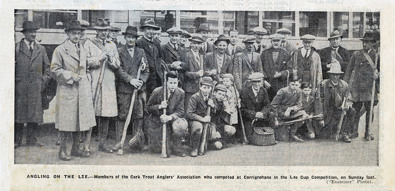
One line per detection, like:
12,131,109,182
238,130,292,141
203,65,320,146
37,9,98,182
252,27,269,54
203,34,233,82
233,35,263,91
160,27,184,72
289,34,323,94
15,21,52,148
112,26,150,152
276,28,298,55
239,72,272,142
83,18,121,153
261,33,292,100
196,23,214,55
344,31,380,141
318,30,350,79
51,20,96,160
179,29,191,53
104,18,123,48
136,18,167,98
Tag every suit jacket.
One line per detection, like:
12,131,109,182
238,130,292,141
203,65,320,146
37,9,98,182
181,49,204,93
233,50,263,90
115,46,149,93
147,86,185,119
240,86,271,121
187,91,210,121
271,86,303,118
160,42,182,69
200,41,214,55
15,40,51,123
261,47,291,92
318,46,350,79
203,50,233,81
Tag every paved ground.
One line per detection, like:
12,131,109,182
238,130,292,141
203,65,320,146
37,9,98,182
14,109,379,166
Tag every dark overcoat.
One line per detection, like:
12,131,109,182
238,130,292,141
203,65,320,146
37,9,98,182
233,50,263,90
203,50,233,81
318,46,350,79
180,49,204,94
261,47,291,94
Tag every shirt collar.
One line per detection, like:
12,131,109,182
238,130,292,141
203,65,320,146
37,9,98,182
24,39,34,48
144,36,153,42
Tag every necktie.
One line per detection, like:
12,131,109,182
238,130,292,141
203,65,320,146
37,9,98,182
75,44,80,57
29,42,33,53
304,50,309,58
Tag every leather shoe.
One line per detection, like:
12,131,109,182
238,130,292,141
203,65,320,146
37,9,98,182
99,144,113,153
59,151,71,161
71,147,90,157
190,149,198,157
341,135,352,143
291,135,304,142
26,138,44,147
349,132,359,139
364,135,374,141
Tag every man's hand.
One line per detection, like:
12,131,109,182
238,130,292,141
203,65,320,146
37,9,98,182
208,99,215,108
373,69,379,80
130,79,143,89
255,112,264,119
171,61,182,70
160,114,173,123
197,70,204,77
72,74,82,82
159,100,168,109
319,120,325,127
274,72,281,78
208,69,217,75
284,108,292,118
201,116,211,123
263,80,271,89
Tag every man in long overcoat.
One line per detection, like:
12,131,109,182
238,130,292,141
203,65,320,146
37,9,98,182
113,26,149,152
344,32,380,141
233,36,263,91
84,18,120,153
276,28,298,55
15,21,52,148
51,21,96,160
318,30,350,79
261,34,291,100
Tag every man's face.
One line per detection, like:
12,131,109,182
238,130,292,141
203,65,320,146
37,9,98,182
67,30,83,44
363,40,375,50
96,29,109,40
180,36,187,45
272,39,281,48
303,40,313,50
144,27,155,39
302,88,312,96
229,31,238,45
329,74,341,84
251,80,263,90
244,42,254,52
222,78,232,88
108,30,118,39
216,41,228,54
190,42,202,52
167,77,179,92
214,90,226,101
330,37,341,48
23,30,37,42
169,33,180,44
199,31,210,41
200,84,212,97
289,81,300,91
255,34,264,43
124,34,137,47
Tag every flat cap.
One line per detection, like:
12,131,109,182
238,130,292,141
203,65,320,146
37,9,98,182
166,27,183,35
214,34,230,45
248,72,265,81
252,27,267,35
300,34,316,41
189,35,204,43
181,29,191,38
242,35,256,43
270,33,284,40
276,28,292,35
221,73,234,81
215,84,228,92
200,76,214,86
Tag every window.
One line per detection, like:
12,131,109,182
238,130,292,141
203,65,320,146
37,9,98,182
365,12,380,32
15,10,28,29
180,11,219,34
33,10,78,29
262,11,295,36
223,11,235,35
333,12,349,38
352,12,364,38
246,11,259,33
299,12,327,37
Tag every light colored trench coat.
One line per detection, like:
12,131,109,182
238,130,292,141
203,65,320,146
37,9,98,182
51,40,96,132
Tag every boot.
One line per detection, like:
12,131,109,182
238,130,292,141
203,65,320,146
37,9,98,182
26,123,43,147
59,132,71,161
71,132,90,157
341,134,352,143
112,120,124,151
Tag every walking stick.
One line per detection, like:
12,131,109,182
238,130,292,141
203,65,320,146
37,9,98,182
85,56,108,152
116,60,145,155
233,84,248,145
335,98,347,141
279,114,322,126
198,83,216,155
368,53,379,136
161,70,169,158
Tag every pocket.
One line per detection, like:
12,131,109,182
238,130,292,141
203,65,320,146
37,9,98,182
59,85,75,100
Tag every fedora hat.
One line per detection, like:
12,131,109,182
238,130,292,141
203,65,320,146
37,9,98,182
189,35,204,43
140,18,160,30
93,18,111,30
327,60,343,74
65,20,84,31
361,31,378,42
196,23,210,33
328,30,343,40
21,21,40,32
122,26,138,37
214,34,230,45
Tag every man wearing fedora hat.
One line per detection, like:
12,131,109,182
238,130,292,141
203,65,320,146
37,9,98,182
15,21,52,148
318,30,350,79
276,28,298,55
320,61,356,142
83,18,121,153
136,18,166,98
289,34,323,94
51,20,97,160
344,31,380,141
261,33,292,100
196,23,214,55
112,26,150,152
203,34,233,82
233,36,263,91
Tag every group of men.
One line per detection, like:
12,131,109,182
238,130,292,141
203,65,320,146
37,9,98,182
14,17,380,160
